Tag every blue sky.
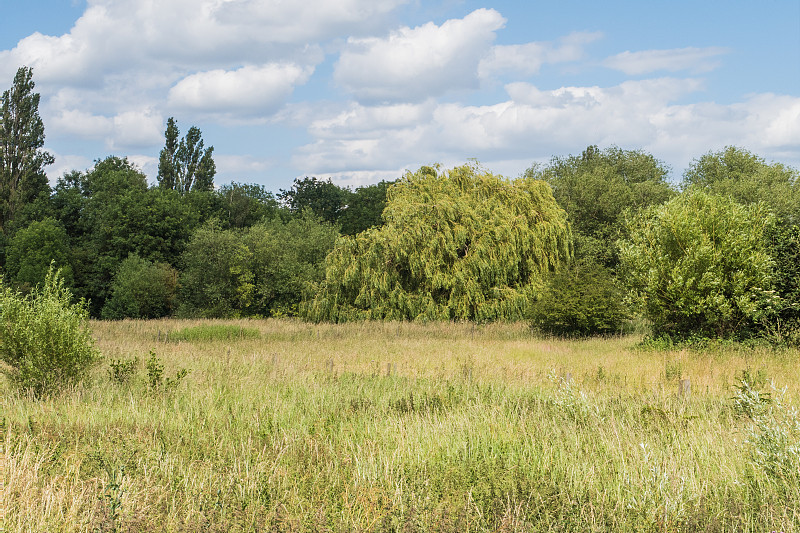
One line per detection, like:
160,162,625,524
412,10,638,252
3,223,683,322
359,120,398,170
1,0,798,191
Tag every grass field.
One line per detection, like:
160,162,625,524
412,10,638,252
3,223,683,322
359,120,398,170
2,319,800,532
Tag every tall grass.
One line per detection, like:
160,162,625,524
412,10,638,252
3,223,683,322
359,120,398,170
2,318,799,531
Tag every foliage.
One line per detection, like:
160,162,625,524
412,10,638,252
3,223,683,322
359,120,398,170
179,212,338,317
145,350,188,393
0,267,99,395
214,182,280,228
5,217,72,291
245,211,339,316
0,66,54,235
56,157,199,315
339,180,395,235
101,254,179,319
682,146,800,223
619,190,778,339
157,117,216,194
531,145,675,265
107,357,139,385
167,324,261,342
531,258,629,337
278,176,351,224
178,220,253,317
304,163,572,322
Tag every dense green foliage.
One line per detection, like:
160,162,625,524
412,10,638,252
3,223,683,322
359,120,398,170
180,211,338,318
531,259,630,337
620,190,778,339
101,254,178,319
532,145,675,265
304,164,571,322
5,217,72,291
682,146,800,223
5,65,800,339
0,267,98,395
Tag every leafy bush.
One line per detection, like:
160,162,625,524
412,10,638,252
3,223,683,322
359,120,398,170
530,259,629,337
619,190,778,340
0,267,99,395
107,357,139,385
146,350,188,393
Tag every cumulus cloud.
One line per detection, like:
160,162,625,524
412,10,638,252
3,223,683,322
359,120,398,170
603,47,729,75
479,31,603,78
293,78,800,179
334,8,506,102
168,63,313,117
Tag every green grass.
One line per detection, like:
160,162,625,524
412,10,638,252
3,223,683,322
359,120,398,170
165,323,261,342
2,319,799,531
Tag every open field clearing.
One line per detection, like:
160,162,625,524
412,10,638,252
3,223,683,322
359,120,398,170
3,319,800,532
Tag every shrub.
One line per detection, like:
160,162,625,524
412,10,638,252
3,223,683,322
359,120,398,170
0,267,99,396
619,190,778,340
530,259,629,337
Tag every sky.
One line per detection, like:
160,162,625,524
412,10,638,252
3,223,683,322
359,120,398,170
1,0,799,191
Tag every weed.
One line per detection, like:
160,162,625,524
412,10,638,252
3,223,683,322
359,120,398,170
146,350,189,393
107,357,138,385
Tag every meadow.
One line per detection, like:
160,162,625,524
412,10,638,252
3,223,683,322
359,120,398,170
2,319,800,532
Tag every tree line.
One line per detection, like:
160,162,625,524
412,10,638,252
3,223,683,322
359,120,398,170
3,66,799,343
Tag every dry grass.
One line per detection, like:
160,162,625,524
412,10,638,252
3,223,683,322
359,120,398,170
2,318,799,532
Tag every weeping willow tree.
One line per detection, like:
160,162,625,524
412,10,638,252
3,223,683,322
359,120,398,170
302,163,571,322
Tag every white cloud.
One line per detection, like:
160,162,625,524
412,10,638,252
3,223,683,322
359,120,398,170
294,79,800,180
478,31,603,78
603,47,729,75
168,63,313,117
215,154,273,177
109,109,164,150
0,0,403,139
334,8,506,102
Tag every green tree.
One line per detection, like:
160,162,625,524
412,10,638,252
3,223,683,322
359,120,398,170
278,176,351,224
178,212,337,317
619,190,778,339
245,211,339,316
0,66,54,235
101,254,178,319
339,180,395,235
214,182,281,228
60,157,198,315
682,146,800,223
531,259,629,337
157,117,216,194
178,221,254,317
303,163,572,322
531,145,675,265
5,218,72,291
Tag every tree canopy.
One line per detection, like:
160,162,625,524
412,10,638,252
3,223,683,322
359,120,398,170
303,164,572,322
531,145,675,265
